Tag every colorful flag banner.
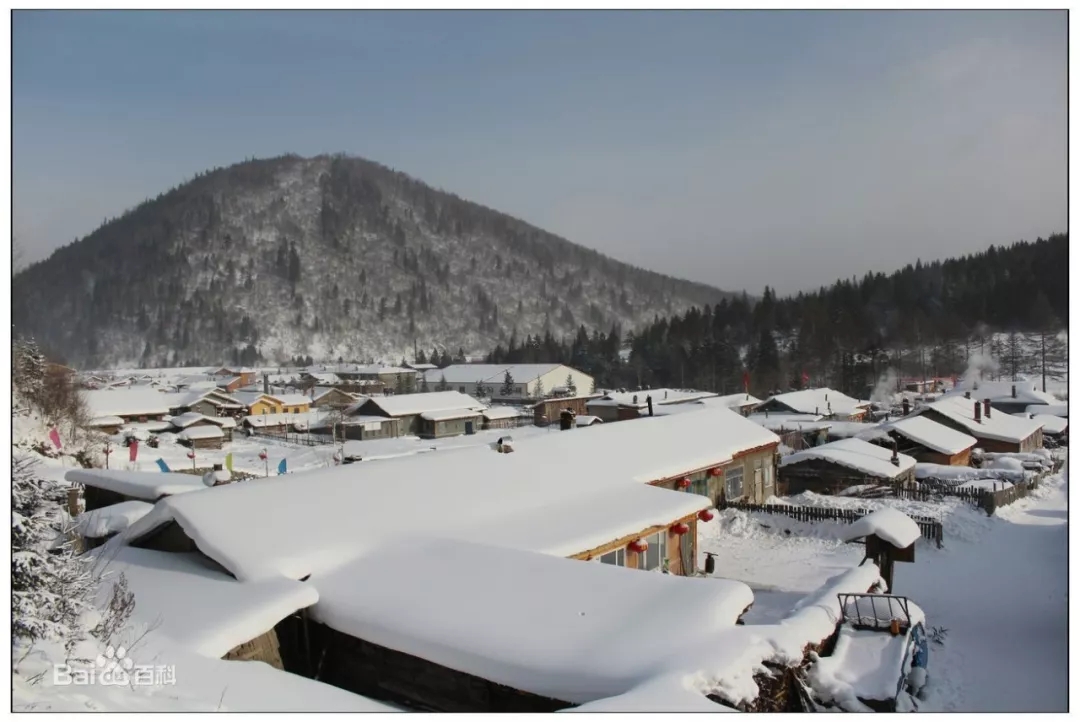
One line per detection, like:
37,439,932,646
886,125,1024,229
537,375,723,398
225,453,234,472
277,458,287,475
129,440,139,463
156,458,171,473
48,427,62,450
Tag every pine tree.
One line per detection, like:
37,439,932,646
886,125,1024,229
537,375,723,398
534,376,545,399
501,370,516,396
565,373,577,395
420,375,430,393
436,374,450,392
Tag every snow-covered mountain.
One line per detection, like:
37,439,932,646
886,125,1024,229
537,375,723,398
13,154,735,369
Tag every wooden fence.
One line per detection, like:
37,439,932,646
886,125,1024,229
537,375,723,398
248,428,336,446
719,500,944,548
892,473,1046,516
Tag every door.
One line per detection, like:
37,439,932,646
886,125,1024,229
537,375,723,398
681,532,694,576
465,421,474,435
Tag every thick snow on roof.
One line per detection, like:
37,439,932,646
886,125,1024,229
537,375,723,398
308,537,754,705
1030,415,1067,435
419,408,483,422
91,547,318,658
841,508,921,548
231,391,275,407
66,468,210,500
781,438,916,479
597,389,718,407
75,500,153,538
919,396,1043,443
575,415,603,427
825,421,885,439
243,410,328,428
701,393,763,409
178,425,224,440
748,413,832,433
121,406,778,582
945,380,1059,406
272,393,312,406
481,406,522,420
169,412,220,429
88,415,126,427
1028,403,1067,417
767,388,868,417
365,390,484,417
422,363,562,384
881,416,977,455
82,389,172,418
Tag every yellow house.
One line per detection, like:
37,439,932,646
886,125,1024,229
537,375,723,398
237,392,312,416
274,394,312,414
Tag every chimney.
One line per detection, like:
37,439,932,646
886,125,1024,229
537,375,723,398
891,440,900,466
902,398,910,416
984,399,991,418
1011,384,1017,399
647,395,654,417
974,401,981,423
964,391,971,399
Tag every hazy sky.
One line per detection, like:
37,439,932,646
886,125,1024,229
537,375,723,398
14,10,1066,295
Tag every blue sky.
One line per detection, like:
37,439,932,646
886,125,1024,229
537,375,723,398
13,10,1067,294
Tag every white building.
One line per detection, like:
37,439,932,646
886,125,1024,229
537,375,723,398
422,364,594,400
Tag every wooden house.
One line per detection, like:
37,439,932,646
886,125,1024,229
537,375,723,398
274,394,313,414
534,394,602,426
944,380,1060,416
65,468,210,512
481,407,522,430
216,376,246,393
422,364,594,402
344,391,484,438
168,389,247,419
233,391,285,416
82,389,173,426
757,388,871,422
419,409,484,438
777,438,917,495
873,416,977,466
178,425,225,450
311,387,360,410
169,412,236,442
912,396,1044,454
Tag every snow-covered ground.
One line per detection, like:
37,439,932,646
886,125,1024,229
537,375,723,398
700,456,1068,712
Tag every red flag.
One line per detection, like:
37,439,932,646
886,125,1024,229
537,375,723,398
742,371,750,390
48,427,62,450
801,371,810,385
129,439,139,463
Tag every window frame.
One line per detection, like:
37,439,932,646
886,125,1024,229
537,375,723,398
725,466,745,500
640,531,667,571
598,548,625,567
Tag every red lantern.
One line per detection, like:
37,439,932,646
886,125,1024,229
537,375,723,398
258,451,268,461
670,522,690,535
103,447,112,456
698,509,715,523
628,539,649,554
186,451,195,460
708,467,722,477
677,477,692,489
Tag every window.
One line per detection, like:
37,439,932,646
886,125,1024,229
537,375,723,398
725,466,745,500
641,532,667,571
690,473,709,498
764,463,774,490
598,548,625,567
459,386,466,393
292,408,299,414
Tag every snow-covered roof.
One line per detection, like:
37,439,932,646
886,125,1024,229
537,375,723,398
363,390,484,417
422,363,564,384
575,415,603,426
1030,414,1067,435
701,393,763,410
90,546,318,658
169,412,220,429
311,386,353,402
1027,403,1067,417
481,406,522,420
82,389,173,418
766,388,869,417
419,408,483,422
178,426,224,440
780,438,916,479
918,395,1043,443
272,393,312,407
121,406,778,583
881,416,977,455
231,391,277,407
75,500,153,538
406,363,438,371
243,410,327,428
840,508,921,548
748,413,832,433
65,469,211,500
596,389,718,407
944,380,1059,406
565,674,738,712
825,421,885,439
307,537,754,705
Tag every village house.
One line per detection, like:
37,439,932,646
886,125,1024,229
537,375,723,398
422,364,594,402
166,389,247,419
210,367,259,387
699,393,764,416
582,389,716,423
215,376,247,393
341,390,485,439
757,388,871,421
178,424,225,450
911,395,1045,453
66,468,211,512
481,406,524,430
533,394,603,426
944,379,1061,416
169,412,237,442
748,413,832,452
404,362,439,373
873,414,977,466
777,437,918,495
82,388,174,433
311,387,361,410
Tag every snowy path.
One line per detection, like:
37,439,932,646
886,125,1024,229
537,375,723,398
700,461,1069,712
909,466,1068,712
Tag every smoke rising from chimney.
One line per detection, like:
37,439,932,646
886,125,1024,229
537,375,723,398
870,369,898,405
